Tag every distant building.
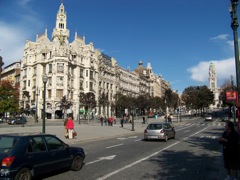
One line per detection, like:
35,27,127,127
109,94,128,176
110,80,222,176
1,61,21,88
209,62,221,108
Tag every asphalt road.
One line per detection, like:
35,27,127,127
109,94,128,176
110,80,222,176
38,118,226,180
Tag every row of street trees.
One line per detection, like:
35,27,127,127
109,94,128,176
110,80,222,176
1,78,225,119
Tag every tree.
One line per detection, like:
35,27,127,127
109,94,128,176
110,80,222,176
182,85,214,115
80,92,96,120
0,80,19,116
59,95,72,119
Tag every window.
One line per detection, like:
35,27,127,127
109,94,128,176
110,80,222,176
45,136,64,151
57,77,63,86
56,90,63,98
90,71,94,79
28,137,46,153
86,70,88,77
48,90,51,98
28,80,30,87
90,82,93,91
0,137,18,153
57,63,64,73
80,69,84,78
42,53,47,60
49,64,52,73
86,81,88,88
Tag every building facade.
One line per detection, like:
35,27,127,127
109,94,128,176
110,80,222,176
0,3,171,120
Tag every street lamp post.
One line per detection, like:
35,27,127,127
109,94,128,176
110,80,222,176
229,0,240,129
131,107,135,131
42,75,48,133
35,87,39,123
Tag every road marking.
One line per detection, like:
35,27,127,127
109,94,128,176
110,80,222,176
117,137,127,140
97,126,211,180
134,139,142,142
183,130,191,133
85,155,116,165
97,141,180,180
106,143,124,149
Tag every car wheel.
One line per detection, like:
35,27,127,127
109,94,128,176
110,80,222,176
14,168,31,180
71,155,83,171
164,135,168,142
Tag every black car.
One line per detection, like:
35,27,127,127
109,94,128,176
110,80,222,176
0,133,85,180
8,118,27,125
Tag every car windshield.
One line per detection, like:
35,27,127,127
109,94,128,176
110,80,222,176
147,124,162,130
0,137,19,153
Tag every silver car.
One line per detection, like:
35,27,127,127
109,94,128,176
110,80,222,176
144,122,175,142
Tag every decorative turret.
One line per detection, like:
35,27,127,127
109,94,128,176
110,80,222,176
52,3,70,46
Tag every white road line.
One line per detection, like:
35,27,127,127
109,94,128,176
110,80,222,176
183,130,191,133
134,139,142,142
97,141,180,180
106,143,124,149
97,126,210,180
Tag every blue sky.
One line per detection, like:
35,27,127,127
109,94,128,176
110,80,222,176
0,0,237,93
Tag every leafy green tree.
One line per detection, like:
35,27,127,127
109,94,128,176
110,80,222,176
182,85,214,115
0,80,19,116
80,92,96,112
60,95,73,119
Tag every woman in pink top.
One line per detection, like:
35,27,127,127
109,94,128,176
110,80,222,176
66,117,74,139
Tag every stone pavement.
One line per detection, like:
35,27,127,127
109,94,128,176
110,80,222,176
0,116,229,179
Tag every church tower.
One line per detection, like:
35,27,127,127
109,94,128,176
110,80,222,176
52,3,70,46
209,62,220,108
209,62,217,91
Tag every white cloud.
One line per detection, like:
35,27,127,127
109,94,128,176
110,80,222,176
210,34,229,41
187,58,235,84
0,1,43,67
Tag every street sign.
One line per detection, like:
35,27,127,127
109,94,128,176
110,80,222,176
226,91,237,100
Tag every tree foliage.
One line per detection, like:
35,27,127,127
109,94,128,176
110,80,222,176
59,95,73,117
182,85,214,113
80,92,96,110
0,80,19,114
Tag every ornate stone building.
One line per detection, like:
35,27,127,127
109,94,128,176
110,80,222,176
8,3,171,120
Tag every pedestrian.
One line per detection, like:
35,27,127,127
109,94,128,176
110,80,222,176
104,116,108,126
128,115,132,123
218,120,239,180
100,116,104,126
120,117,124,128
113,115,117,124
63,118,69,138
109,116,113,126
66,116,74,139
142,116,145,124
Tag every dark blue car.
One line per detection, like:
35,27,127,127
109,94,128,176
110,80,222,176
0,133,85,180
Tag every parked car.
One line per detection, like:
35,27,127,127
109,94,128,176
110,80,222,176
144,122,175,142
204,114,213,121
0,133,85,180
8,118,27,125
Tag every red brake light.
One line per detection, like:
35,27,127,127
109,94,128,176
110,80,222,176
2,156,15,167
160,129,163,133
144,129,147,133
